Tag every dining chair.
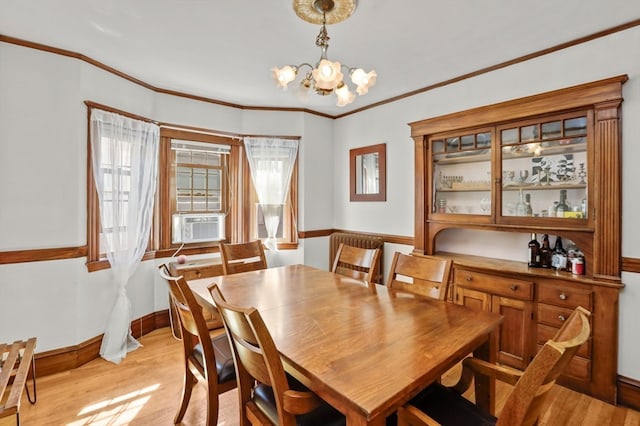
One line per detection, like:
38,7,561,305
386,252,453,300
397,306,591,426
219,240,268,275
210,284,346,426
331,242,381,287
158,265,237,426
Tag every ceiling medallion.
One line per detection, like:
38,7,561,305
293,0,357,25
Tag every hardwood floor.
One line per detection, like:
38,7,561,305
18,327,640,425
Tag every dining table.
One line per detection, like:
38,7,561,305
188,264,503,426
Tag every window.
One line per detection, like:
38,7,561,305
87,108,299,271
170,140,230,244
246,159,298,248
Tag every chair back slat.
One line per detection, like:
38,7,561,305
387,252,453,300
220,241,268,275
331,243,381,287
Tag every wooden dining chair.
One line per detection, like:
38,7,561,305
397,306,591,426
387,252,453,300
219,240,268,275
210,284,346,426
331,242,381,287
158,265,237,426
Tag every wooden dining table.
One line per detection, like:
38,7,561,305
188,264,503,426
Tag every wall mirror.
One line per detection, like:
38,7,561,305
350,143,386,202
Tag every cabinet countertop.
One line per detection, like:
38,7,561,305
433,251,624,289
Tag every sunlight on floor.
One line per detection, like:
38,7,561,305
67,384,160,425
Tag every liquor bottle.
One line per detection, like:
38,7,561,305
551,236,567,270
556,189,569,217
524,193,533,216
516,189,527,216
527,233,541,267
540,234,552,268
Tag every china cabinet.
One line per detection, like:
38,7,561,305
410,75,627,403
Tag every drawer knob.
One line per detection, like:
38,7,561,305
559,293,568,300
466,276,473,281
558,314,567,322
510,284,519,291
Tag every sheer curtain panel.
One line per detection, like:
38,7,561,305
90,109,159,364
244,137,298,251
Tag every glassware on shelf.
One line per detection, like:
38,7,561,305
515,189,527,216
480,198,491,214
519,169,529,183
578,163,587,184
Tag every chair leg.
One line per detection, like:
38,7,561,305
174,369,197,424
205,375,219,426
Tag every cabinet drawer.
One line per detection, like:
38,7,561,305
180,267,218,280
453,269,534,301
537,323,590,358
537,283,592,310
538,304,582,328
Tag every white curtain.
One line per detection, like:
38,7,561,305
90,109,159,364
244,137,298,251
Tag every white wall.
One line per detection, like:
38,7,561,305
331,26,640,379
1,26,639,381
0,41,332,352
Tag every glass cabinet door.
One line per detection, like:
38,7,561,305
431,130,492,216
499,113,588,219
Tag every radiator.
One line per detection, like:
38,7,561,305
329,232,384,283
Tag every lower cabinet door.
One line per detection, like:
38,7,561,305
455,286,491,312
491,295,534,370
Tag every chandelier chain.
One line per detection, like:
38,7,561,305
315,13,330,49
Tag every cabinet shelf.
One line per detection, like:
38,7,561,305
433,152,490,165
502,141,587,160
502,183,586,191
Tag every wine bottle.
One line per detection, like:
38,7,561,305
551,236,567,270
528,233,541,267
540,234,552,268
524,193,533,216
516,189,527,216
556,189,569,217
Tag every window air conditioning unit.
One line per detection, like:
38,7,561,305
172,213,224,244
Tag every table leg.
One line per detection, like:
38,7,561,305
472,331,498,415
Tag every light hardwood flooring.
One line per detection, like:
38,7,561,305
18,327,640,425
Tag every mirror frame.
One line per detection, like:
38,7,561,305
349,143,386,202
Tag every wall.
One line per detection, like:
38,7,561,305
0,41,333,352
331,26,640,380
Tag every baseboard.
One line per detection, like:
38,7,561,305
618,375,640,411
34,309,170,377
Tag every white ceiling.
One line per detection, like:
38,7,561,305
2,0,640,117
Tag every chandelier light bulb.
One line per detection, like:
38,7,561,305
272,66,298,89
312,59,343,90
350,68,377,95
335,82,355,106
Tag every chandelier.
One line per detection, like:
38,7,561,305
272,0,377,107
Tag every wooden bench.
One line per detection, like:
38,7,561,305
0,338,37,426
